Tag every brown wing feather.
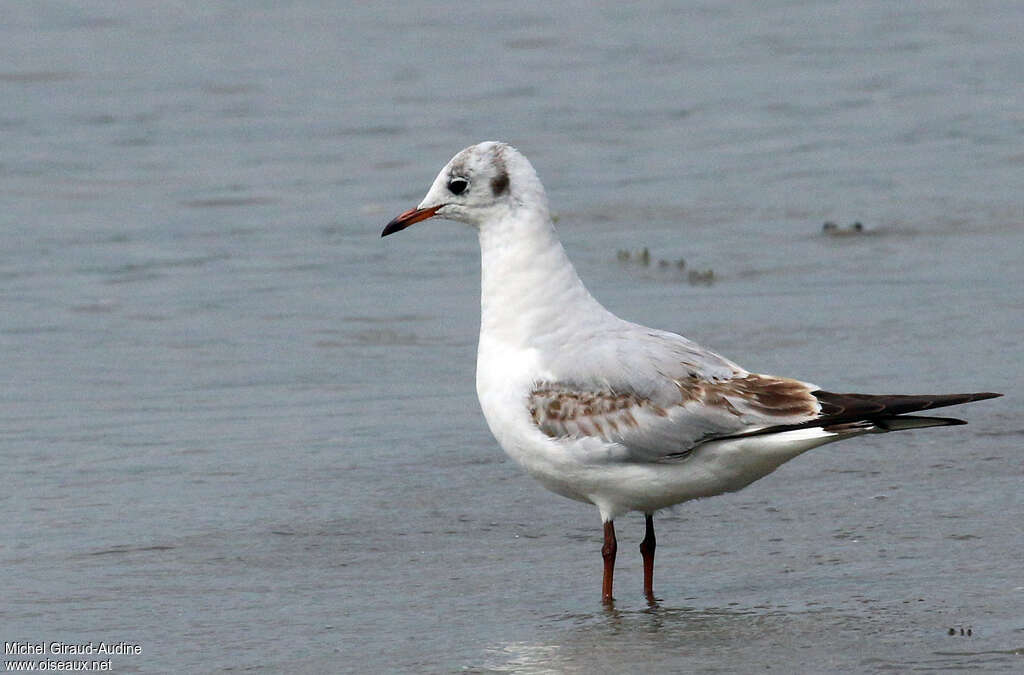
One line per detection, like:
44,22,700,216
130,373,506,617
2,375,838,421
529,386,659,440
528,373,821,448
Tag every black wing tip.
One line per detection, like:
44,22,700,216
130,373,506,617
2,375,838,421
744,389,1006,438
811,390,1003,415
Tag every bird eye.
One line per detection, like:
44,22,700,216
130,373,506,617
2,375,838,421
447,177,469,195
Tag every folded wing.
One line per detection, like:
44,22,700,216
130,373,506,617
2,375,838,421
528,374,1000,462
529,372,823,461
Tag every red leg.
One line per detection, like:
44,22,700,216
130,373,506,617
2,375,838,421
601,520,617,603
640,513,656,600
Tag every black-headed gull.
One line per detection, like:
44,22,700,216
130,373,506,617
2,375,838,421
381,141,1001,603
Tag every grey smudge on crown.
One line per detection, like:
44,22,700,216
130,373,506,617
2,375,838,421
448,159,467,179
490,145,509,196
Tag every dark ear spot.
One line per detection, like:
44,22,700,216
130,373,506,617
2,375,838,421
490,170,509,196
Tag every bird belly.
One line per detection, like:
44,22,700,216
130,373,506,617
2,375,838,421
561,427,848,520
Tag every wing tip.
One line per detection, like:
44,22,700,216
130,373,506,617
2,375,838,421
811,390,1003,419
874,415,968,431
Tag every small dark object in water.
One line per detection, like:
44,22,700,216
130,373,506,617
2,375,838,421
617,250,689,278
823,221,866,236
688,269,714,285
616,248,650,265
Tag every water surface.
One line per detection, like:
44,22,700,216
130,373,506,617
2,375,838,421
3,1,1022,672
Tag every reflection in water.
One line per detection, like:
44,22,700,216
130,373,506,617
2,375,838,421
479,603,1022,673
482,605,819,672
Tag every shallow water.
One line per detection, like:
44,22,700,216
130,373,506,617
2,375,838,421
3,1,1022,672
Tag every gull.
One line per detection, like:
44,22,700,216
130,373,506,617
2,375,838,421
381,141,1001,603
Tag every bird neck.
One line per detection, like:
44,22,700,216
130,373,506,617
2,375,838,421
477,210,609,348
